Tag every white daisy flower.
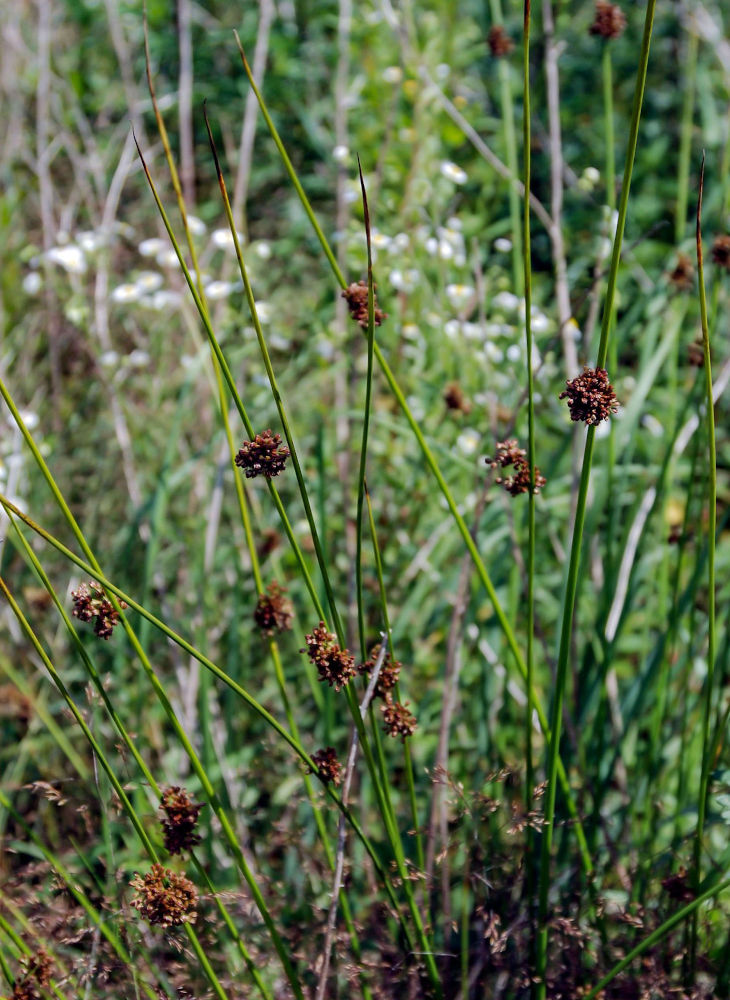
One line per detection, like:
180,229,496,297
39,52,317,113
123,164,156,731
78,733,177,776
494,237,512,253
155,249,180,268
446,283,474,309
128,349,150,368
111,283,140,304
492,290,520,311
99,350,120,368
138,238,167,257
45,245,87,274
204,280,235,301
186,215,207,236
22,272,42,295
440,161,468,185
254,241,272,260
382,66,403,84
332,144,350,164
135,271,163,293
456,428,481,456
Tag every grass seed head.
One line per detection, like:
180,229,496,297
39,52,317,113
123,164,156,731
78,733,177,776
160,787,203,856
130,863,198,928
589,1,626,39
487,25,513,57
235,429,290,479
310,747,343,786
302,622,356,691
559,367,619,425
343,280,386,329
254,582,294,636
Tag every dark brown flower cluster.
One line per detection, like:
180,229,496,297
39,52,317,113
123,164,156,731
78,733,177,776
160,786,203,856
254,582,293,636
12,949,53,1000
668,253,694,291
71,582,127,640
487,25,513,56
235,430,289,479
711,234,730,270
443,381,471,414
359,644,402,699
302,622,356,691
687,341,704,368
559,367,619,425
130,863,198,928
589,1,626,39
486,439,546,496
381,697,417,740
309,747,343,786
342,280,386,329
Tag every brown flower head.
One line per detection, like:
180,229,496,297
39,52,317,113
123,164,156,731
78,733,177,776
254,582,293,636
359,643,402,699
12,949,53,1000
687,341,704,368
661,866,695,903
309,747,343,786
381,694,417,740
235,430,289,479
589,1,626,39
711,234,730,270
302,622,356,691
668,252,694,291
71,582,127,640
487,25,513,57
343,280,386,329
160,786,203,856
443,382,471,414
486,439,546,496
559,367,619,425
130,863,198,928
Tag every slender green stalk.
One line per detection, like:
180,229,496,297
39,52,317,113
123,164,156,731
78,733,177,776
235,38,593,871
490,0,523,293
535,4,657,994
689,155,717,982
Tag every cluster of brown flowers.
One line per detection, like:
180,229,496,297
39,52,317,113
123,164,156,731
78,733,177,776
381,697,417,740
71,582,127,640
11,949,53,1000
443,381,471,414
130,863,198,928
589,0,626,39
254,582,293,636
487,24,513,57
235,430,290,479
668,252,694,291
486,439,546,497
359,644,417,739
342,280,386,329
302,623,356,691
160,786,203,856
309,747,343,786
559,367,619,425
711,234,730,270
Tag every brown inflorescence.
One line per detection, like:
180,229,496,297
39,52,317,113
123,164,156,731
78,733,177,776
668,253,694,291
254,582,293,636
359,643,402,700
486,439,546,497
443,382,472,414
302,622,356,692
309,747,343,786
71,582,127,640
687,341,704,368
159,786,203,856
342,280,386,329
487,25,513,56
130,863,198,928
12,949,53,1000
559,367,619,425
235,430,290,479
589,1,626,39
381,695,417,740
711,234,730,270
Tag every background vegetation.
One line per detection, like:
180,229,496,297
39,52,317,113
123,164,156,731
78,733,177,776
1,0,730,996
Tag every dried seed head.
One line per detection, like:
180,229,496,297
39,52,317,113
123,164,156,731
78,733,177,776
12,949,54,1000
235,430,290,479
302,622,356,691
160,786,203,856
711,234,730,270
443,382,472,414
343,280,386,329
381,694,417,740
487,25,513,56
589,1,626,39
359,643,402,699
559,367,619,425
254,582,294,636
486,439,546,496
130,863,198,927
687,341,704,368
309,747,343,786
71,582,127,640
668,253,694,291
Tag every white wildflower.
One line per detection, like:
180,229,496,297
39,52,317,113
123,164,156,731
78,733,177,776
138,238,167,258
440,161,468,185
45,245,87,274
135,271,163,293
99,350,120,368
382,66,403,84
22,273,42,295
128,349,150,368
186,215,207,236
332,144,350,164
446,284,475,309
111,283,140,304
254,241,272,260
456,428,481,456
204,280,235,301
494,237,512,253
493,290,520,311
155,249,180,268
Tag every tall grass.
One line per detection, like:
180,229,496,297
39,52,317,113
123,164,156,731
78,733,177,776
1,1,730,997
